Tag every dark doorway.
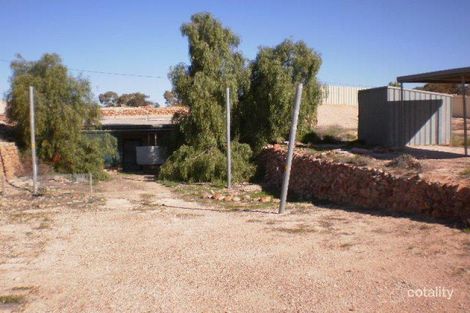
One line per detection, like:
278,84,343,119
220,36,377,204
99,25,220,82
122,140,141,172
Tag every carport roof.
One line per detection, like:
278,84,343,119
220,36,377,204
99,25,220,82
397,67,470,84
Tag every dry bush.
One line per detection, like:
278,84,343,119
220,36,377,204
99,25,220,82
460,167,470,179
322,152,372,167
386,154,422,171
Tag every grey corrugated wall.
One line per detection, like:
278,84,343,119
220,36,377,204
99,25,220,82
358,87,452,146
321,85,367,106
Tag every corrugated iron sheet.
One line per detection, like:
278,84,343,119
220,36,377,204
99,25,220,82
358,87,452,146
321,85,367,106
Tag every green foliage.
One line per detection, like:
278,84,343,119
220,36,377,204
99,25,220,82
163,90,181,106
169,12,250,149
416,83,468,95
98,91,119,106
100,91,159,107
55,133,118,180
301,131,322,144
302,125,356,145
159,142,254,183
99,91,157,107
6,53,115,179
161,13,253,183
117,92,156,107
239,39,322,153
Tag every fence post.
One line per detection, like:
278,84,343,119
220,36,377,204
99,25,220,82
29,86,38,195
89,172,93,195
279,83,303,214
226,87,232,189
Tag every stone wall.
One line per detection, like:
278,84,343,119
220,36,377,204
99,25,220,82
0,142,23,180
261,145,470,224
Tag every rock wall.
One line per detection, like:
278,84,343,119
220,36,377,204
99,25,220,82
0,142,23,180
261,145,470,223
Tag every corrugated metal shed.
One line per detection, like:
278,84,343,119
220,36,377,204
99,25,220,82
321,85,367,106
358,86,452,146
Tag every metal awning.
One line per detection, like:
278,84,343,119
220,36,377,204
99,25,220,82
397,67,470,84
397,67,469,156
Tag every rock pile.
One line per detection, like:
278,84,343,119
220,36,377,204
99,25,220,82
261,145,470,224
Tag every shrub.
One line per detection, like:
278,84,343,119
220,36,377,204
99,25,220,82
460,167,470,179
161,13,254,183
451,134,469,147
159,141,254,184
239,39,322,153
6,53,115,180
326,153,372,166
301,131,322,145
301,125,356,145
386,154,422,171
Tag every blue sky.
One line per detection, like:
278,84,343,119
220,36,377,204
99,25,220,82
1,0,469,104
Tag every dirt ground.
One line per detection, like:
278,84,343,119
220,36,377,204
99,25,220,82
0,173,469,312
314,104,470,187
317,104,358,130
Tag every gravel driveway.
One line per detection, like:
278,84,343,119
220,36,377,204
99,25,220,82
1,174,469,312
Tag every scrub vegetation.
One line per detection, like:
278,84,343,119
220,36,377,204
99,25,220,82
160,13,323,183
6,54,117,179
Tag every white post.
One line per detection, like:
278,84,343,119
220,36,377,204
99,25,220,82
226,87,232,189
462,77,468,156
279,83,303,214
29,86,38,195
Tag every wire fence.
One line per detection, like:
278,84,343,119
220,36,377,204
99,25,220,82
1,172,94,197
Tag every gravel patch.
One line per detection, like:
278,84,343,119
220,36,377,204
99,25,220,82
1,174,469,312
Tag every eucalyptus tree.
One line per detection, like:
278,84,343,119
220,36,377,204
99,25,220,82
7,53,116,178
240,40,323,152
160,13,253,183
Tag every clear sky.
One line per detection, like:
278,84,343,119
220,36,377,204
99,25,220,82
1,0,469,105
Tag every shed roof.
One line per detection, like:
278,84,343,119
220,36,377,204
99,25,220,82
100,106,188,127
397,67,470,84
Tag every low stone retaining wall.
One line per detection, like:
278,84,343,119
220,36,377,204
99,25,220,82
0,142,23,180
261,146,470,224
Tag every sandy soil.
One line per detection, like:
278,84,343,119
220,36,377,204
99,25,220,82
331,145,470,187
317,104,358,129
452,117,470,136
0,173,469,312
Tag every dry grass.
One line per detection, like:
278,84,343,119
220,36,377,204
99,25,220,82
451,134,469,147
165,182,278,212
272,224,316,234
460,167,470,179
339,242,355,249
0,294,25,304
174,212,202,219
386,154,422,171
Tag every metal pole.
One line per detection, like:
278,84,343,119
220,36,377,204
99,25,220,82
462,77,468,156
400,83,404,146
226,87,232,189
279,83,303,214
89,172,93,195
1,173,5,196
29,86,38,195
